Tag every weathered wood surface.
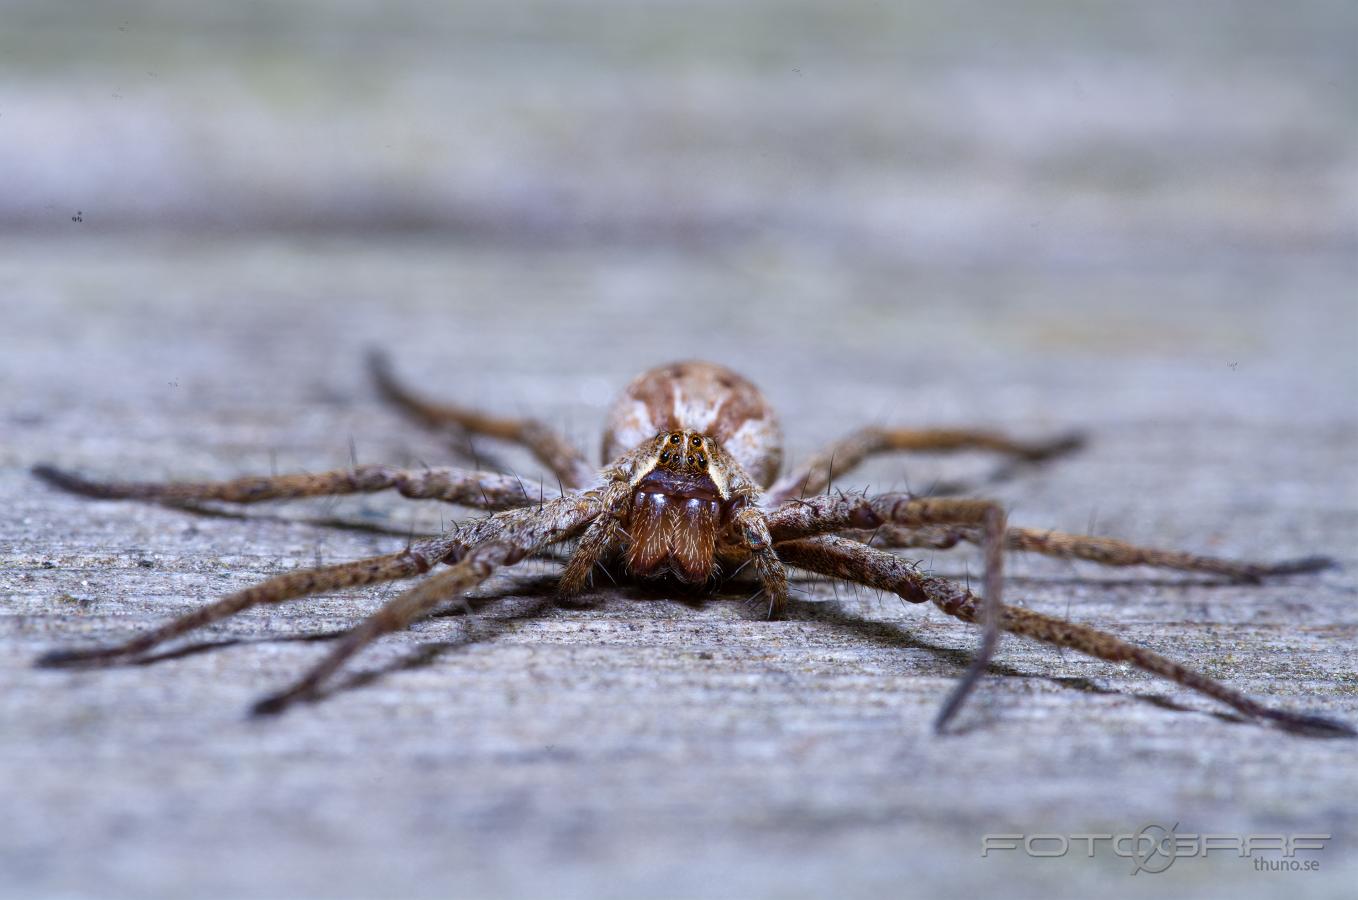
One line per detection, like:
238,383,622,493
1,3,1355,899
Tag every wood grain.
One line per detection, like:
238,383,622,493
1,3,1355,898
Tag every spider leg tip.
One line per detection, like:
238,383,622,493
1271,711,1356,739
931,710,959,737
365,348,397,387
31,463,73,487
1048,432,1087,456
931,696,967,736
31,464,112,498
35,647,112,668
249,694,291,718
1275,555,1339,576
1021,432,1086,462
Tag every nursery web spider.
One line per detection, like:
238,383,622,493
33,356,1352,736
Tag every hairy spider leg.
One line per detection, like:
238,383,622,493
776,535,1354,737
766,426,1082,505
36,494,602,706
369,350,596,489
767,493,1008,730
33,463,545,511
843,524,1336,581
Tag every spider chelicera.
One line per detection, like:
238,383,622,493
32,355,1352,736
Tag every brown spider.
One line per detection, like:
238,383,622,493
33,356,1352,736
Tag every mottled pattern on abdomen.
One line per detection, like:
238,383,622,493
601,361,782,487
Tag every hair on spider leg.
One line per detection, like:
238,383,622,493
779,583,829,608
582,559,619,590
726,557,755,581
463,434,482,473
795,466,815,501
399,501,426,554
738,586,767,612
597,561,619,586
511,471,532,505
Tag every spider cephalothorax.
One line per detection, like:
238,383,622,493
31,355,1353,736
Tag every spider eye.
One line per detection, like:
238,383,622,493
660,452,670,462
695,453,706,466
691,436,701,447
670,435,681,445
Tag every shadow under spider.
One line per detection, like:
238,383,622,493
782,593,1250,734
107,566,1260,729
132,630,351,666
319,591,558,703
921,570,1298,591
122,576,560,672
163,501,445,540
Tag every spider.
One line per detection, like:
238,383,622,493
32,355,1353,736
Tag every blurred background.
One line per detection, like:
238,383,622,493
1,3,1356,899
3,0,1354,449
2,1,1354,433
4,1,1355,251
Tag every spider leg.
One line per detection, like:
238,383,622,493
767,492,1007,728
733,506,790,619
35,493,601,671
369,350,596,489
555,443,666,595
843,524,1337,581
35,542,447,668
559,482,631,595
776,535,1354,738
252,540,521,715
766,426,1082,504
253,491,604,714
33,463,546,511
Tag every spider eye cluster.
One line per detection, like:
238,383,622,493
657,433,710,470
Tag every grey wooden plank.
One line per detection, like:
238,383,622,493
3,238,1353,900
1,2,1355,898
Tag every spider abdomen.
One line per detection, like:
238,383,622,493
602,361,782,487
